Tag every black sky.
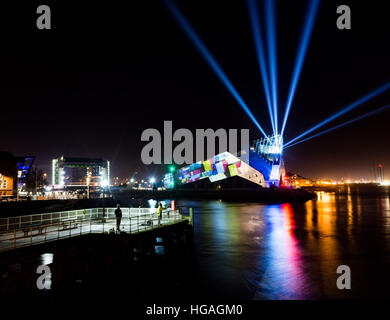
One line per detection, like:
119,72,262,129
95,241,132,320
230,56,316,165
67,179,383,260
1,0,390,181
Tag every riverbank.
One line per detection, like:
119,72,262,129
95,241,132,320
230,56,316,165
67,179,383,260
115,187,316,203
302,183,390,195
0,188,316,218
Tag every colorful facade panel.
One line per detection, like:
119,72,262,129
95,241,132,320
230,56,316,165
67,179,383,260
177,152,265,187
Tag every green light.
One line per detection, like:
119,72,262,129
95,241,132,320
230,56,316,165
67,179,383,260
169,166,175,172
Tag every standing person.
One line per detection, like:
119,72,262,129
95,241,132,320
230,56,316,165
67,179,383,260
157,203,163,226
115,204,122,232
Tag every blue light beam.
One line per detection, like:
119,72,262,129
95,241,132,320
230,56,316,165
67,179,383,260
285,82,390,146
285,104,390,149
265,0,278,134
280,0,321,137
247,0,275,135
164,0,268,138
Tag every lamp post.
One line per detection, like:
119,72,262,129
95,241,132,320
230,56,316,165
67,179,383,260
102,186,106,223
35,166,38,197
87,172,91,199
101,178,109,223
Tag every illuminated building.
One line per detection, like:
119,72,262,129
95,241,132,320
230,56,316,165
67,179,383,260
52,156,110,187
0,172,13,197
162,172,175,189
0,152,15,198
285,172,314,188
0,152,35,198
249,134,284,187
17,156,35,188
175,151,267,189
315,179,334,186
163,136,284,189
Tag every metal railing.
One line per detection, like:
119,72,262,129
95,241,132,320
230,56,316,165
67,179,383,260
0,207,188,252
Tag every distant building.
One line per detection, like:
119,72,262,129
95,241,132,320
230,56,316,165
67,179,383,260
52,156,110,187
0,152,35,198
285,172,315,187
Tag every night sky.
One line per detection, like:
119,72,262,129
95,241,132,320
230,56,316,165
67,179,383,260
1,1,389,181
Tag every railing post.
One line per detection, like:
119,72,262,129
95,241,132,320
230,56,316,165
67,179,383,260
189,208,194,227
57,223,60,240
13,229,16,249
80,219,82,235
30,227,32,245
44,226,47,242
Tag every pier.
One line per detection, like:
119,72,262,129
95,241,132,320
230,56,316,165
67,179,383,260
0,207,192,252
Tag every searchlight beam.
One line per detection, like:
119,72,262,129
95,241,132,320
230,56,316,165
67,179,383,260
265,0,279,134
281,0,321,137
164,0,269,138
285,82,390,146
247,0,275,135
285,104,390,149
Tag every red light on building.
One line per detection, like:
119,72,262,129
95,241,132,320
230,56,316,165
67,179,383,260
281,177,290,187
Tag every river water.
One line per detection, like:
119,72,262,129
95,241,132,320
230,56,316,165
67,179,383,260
2,186,390,300
178,186,390,299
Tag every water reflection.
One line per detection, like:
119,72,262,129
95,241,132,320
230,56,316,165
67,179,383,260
40,253,54,266
5,187,390,300
181,186,390,299
253,204,308,299
382,196,390,234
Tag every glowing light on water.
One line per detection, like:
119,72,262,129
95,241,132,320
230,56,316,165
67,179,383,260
40,253,54,265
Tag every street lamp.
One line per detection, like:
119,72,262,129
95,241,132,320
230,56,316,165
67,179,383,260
149,177,157,191
86,173,91,199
